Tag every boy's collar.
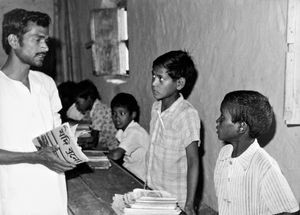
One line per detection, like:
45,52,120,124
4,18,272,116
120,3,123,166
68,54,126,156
115,120,135,140
237,140,260,170
117,120,135,132
125,120,135,129
220,140,260,171
155,93,184,114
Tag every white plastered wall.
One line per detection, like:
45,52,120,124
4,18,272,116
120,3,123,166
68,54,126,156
118,0,300,210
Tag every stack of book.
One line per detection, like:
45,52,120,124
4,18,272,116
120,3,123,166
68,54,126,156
83,150,111,169
112,189,181,215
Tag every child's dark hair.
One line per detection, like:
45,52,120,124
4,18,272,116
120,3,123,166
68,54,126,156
221,90,273,138
111,93,140,122
2,8,51,55
152,50,197,97
76,79,100,101
58,81,78,108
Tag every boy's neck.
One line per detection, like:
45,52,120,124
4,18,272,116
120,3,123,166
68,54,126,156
231,137,255,158
161,93,180,112
121,120,134,131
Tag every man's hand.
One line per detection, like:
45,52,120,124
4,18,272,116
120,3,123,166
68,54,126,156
35,146,75,173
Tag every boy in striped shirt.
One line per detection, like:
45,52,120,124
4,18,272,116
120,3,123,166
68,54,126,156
215,90,299,215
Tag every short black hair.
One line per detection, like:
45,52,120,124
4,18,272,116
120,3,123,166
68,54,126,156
152,50,197,97
111,93,140,122
76,79,100,101
57,81,78,107
2,8,51,55
221,90,273,138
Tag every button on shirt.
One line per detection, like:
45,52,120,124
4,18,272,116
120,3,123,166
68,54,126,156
146,95,200,208
214,140,299,215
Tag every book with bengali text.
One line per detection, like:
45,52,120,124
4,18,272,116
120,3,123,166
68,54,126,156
32,122,89,165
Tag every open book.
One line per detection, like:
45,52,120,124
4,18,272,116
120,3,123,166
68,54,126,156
32,122,89,165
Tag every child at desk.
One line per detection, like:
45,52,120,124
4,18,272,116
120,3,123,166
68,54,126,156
146,50,200,215
108,93,149,181
215,90,299,215
67,79,116,149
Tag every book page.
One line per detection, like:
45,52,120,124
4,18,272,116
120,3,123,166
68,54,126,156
33,123,89,165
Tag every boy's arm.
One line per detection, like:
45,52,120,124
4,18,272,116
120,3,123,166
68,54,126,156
261,164,299,214
107,147,125,160
184,141,199,215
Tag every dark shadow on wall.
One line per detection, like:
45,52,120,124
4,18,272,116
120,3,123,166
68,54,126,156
258,112,276,148
30,37,58,80
195,121,205,211
182,66,198,99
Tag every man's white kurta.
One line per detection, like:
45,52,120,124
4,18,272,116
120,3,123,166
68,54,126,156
0,70,68,215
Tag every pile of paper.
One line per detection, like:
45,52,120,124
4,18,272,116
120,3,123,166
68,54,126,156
83,150,111,169
33,123,89,165
112,189,181,215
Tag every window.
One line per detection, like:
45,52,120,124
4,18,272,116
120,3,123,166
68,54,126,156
90,8,129,83
284,0,300,125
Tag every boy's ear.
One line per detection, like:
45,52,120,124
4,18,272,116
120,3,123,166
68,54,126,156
176,77,186,90
131,111,137,120
238,121,247,134
7,34,20,49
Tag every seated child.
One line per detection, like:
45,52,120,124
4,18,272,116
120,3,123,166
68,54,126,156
57,81,78,123
146,50,200,215
68,79,116,149
108,93,149,181
214,90,299,215
66,102,85,121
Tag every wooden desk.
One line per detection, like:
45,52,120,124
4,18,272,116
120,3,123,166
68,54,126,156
66,161,144,215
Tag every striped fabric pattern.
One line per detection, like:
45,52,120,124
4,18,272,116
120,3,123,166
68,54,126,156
214,140,299,215
146,95,200,208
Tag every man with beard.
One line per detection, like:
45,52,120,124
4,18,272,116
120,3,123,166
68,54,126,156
0,8,75,214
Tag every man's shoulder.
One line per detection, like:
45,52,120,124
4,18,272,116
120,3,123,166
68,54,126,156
30,70,52,79
30,70,56,85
